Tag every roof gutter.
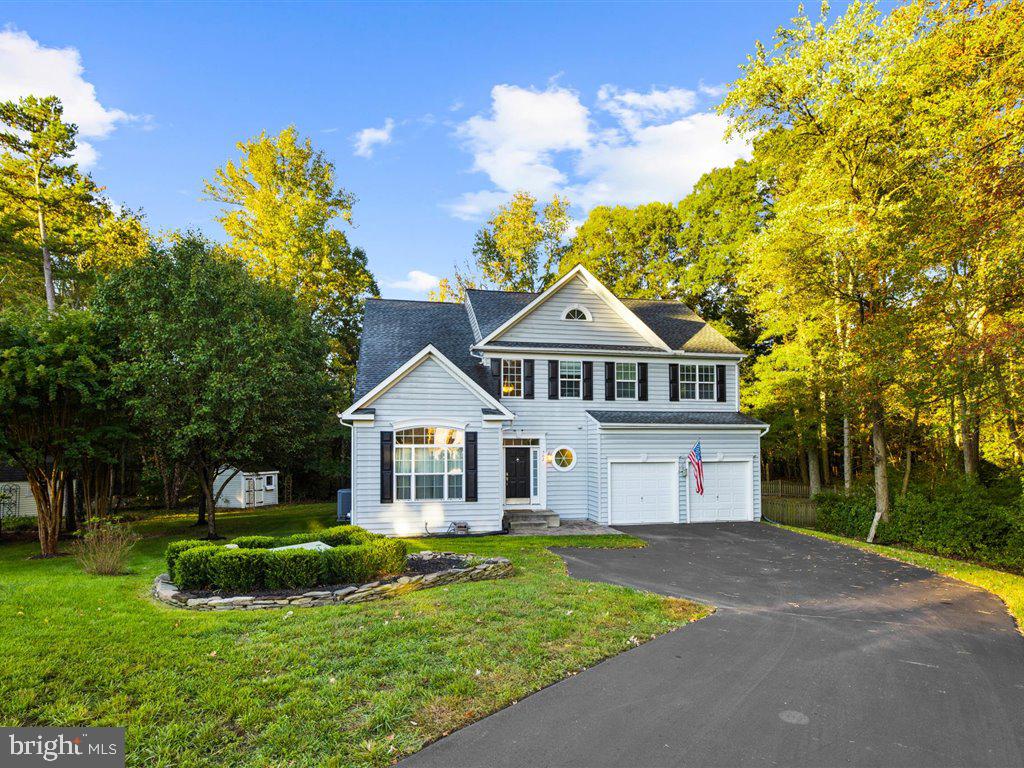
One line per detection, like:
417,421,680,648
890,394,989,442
473,344,744,360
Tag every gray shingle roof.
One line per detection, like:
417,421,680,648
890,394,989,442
477,340,667,353
464,288,742,354
586,410,767,427
353,299,494,401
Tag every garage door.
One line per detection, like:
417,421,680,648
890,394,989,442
688,460,752,522
609,462,677,525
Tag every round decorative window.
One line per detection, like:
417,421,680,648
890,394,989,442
552,447,576,471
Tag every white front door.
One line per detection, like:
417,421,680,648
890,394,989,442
688,460,752,522
609,461,678,524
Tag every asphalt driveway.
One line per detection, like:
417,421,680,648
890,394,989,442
402,523,1024,768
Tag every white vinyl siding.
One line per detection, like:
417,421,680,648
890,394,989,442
496,275,654,347
351,356,502,536
213,469,280,508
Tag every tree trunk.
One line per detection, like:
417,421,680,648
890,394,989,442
960,393,980,478
26,467,65,556
842,415,853,491
35,172,56,313
197,466,217,538
63,477,76,533
819,391,829,485
901,407,919,497
807,446,821,498
866,399,890,543
993,363,1024,458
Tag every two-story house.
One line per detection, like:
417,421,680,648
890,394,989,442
340,265,768,536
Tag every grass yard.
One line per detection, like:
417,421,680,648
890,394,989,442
0,504,707,767
780,524,1024,631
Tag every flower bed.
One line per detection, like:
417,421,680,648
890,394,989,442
153,551,514,611
164,525,407,592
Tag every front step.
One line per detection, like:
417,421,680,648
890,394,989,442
504,508,560,532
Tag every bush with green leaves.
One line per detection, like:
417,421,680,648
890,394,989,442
210,549,268,592
173,545,221,590
165,526,409,592
815,480,1024,572
166,539,212,576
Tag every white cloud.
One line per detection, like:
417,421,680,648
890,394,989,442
596,85,697,133
387,269,440,294
698,81,728,99
449,82,750,220
0,28,136,168
353,117,394,158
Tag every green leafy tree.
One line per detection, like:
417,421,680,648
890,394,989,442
471,191,570,292
0,95,149,312
0,308,120,556
94,234,333,538
204,127,378,397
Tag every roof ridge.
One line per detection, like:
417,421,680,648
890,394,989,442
367,297,464,307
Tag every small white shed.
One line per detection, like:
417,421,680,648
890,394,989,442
0,466,38,518
214,467,280,509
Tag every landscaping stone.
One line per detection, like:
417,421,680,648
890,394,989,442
152,552,513,611
270,541,332,552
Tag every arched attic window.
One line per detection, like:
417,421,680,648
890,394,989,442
562,304,592,322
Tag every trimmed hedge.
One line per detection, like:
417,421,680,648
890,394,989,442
816,480,1024,573
164,525,409,592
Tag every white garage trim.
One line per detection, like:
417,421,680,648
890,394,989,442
607,457,680,525
685,457,753,523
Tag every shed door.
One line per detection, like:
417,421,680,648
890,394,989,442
688,461,752,522
609,462,677,525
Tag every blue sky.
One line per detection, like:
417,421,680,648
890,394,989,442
2,2,804,298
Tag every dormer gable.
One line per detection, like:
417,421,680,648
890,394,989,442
478,266,671,351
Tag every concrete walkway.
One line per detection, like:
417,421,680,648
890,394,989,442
402,523,1024,768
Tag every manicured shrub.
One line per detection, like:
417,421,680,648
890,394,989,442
229,535,277,550
210,549,268,592
322,525,379,546
323,545,376,584
166,539,211,576
174,545,221,590
365,538,408,576
264,549,324,590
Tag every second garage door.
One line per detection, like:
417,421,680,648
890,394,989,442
688,460,753,522
609,461,678,525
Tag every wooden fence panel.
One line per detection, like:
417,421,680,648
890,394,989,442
763,496,817,527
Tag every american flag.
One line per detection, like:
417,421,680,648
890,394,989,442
688,441,704,496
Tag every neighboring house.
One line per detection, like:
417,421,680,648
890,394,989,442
214,467,280,509
0,466,38,517
340,265,769,536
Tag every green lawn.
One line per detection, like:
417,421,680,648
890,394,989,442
0,504,707,767
779,524,1024,631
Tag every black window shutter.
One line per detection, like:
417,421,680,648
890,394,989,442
490,358,502,396
465,432,478,501
638,362,649,401
380,431,393,503
523,359,534,399
669,364,679,402
548,360,559,400
604,362,616,400
716,364,727,403
583,361,593,400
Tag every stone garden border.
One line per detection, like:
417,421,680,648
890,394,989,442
152,551,513,611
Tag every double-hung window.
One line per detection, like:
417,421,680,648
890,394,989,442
394,427,464,501
680,364,717,401
615,362,637,399
559,360,582,399
501,359,523,397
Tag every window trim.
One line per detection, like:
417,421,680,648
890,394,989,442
551,445,577,471
558,359,583,400
393,427,465,502
561,304,593,322
614,361,638,401
501,358,524,398
264,474,275,490
679,363,718,402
